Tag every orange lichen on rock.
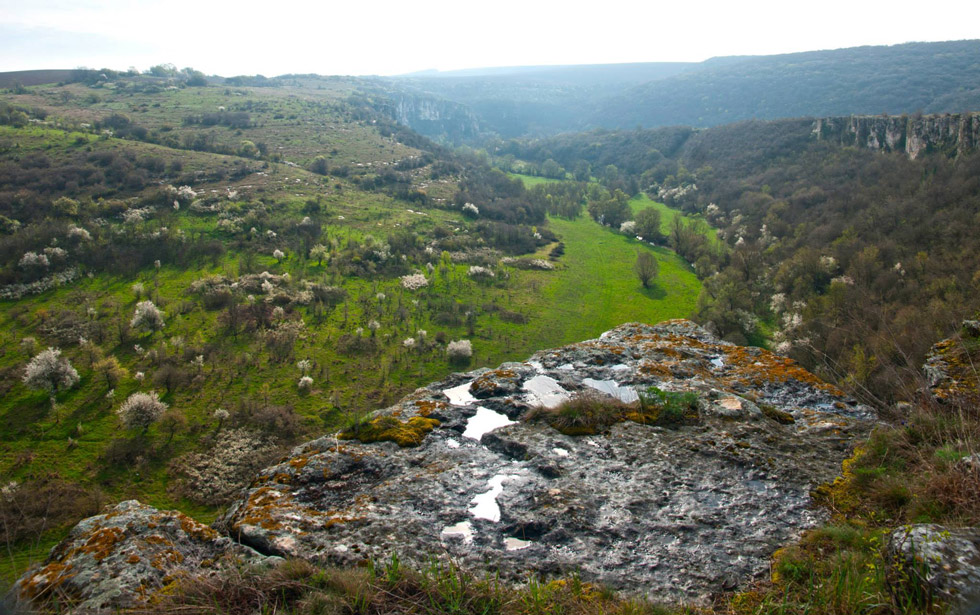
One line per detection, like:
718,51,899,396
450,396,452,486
177,514,219,542
78,526,126,561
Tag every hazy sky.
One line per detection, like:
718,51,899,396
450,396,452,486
1,0,977,76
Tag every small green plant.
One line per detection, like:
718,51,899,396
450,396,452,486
636,387,699,426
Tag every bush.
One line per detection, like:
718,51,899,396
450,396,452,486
446,339,472,363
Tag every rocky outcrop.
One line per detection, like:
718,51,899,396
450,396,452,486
388,93,482,143
886,524,980,608
923,320,980,401
10,500,271,613
12,320,873,609
218,320,871,601
813,113,980,159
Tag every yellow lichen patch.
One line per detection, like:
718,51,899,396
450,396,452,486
340,415,440,447
126,554,141,564
177,513,219,542
78,526,126,561
289,456,309,470
724,345,845,395
811,446,865,516
273,473,293,484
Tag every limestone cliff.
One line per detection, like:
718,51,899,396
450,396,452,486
10,320,873,612
813,112,980,159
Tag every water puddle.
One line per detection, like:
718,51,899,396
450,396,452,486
523,375,570,408
611,364,631,371
711,357,725,368
469,474,517,522
441,521,474,543
462,407,516,441
504,537,532,551
557,363,574,371
553,447,569,457
446,438,460,449
444,382,477,406
582,378,638,403
527,360,544,372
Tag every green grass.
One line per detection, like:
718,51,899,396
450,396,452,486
507,172,566,188
513,213,700,349
628,193,720,245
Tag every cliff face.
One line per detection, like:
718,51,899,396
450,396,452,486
813,112,980,159
10,320,873,612
389,93,482,144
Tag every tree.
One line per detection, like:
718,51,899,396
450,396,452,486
117,391,167,432
309,156,328,175
309,244,328,265
634,251,659,288
634,208,664,244
93,356,127,389
131,300,165,334
23,348,79,396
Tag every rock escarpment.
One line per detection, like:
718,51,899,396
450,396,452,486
12,319,873,610
813,112,980,159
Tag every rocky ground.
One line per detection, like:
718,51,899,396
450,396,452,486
10,320,876,611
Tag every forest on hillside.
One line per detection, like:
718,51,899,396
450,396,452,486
503,117,980,405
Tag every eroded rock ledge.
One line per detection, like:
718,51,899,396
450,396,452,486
12,319,873,610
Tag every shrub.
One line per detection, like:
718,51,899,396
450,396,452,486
117,391,167,432
447,339,473,363
170,428,282,506
22,347,79,395
400,273,428,290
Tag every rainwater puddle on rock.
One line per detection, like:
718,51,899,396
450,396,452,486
553,447,569,457
523,375,570,408
711,357,725,368
462,407,516,441
611,364,631,371
527,360,544,372
582,378,638,403
441,521,474,543
446,438,460,449
504,537,532,551
557,363,575,371
469,474,516,522
444,382,477,406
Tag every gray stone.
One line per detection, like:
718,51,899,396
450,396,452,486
11,500,271,613
217,320,872,602
886,524,980,609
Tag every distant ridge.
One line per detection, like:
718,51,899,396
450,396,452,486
0,69,75,88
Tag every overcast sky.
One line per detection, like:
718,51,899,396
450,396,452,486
1,0,977,77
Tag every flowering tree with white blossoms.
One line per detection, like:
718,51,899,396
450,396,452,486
400,273,428,290
131,300,165,334
117,391,167,432
23,348,79,397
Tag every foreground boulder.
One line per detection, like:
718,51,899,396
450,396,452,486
10,500,270,613
886,524,980,608
217,320,872,601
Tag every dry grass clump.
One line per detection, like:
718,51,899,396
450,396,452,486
525,387,700,436
144,556,677,615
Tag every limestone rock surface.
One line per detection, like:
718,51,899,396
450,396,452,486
217,320,872,601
